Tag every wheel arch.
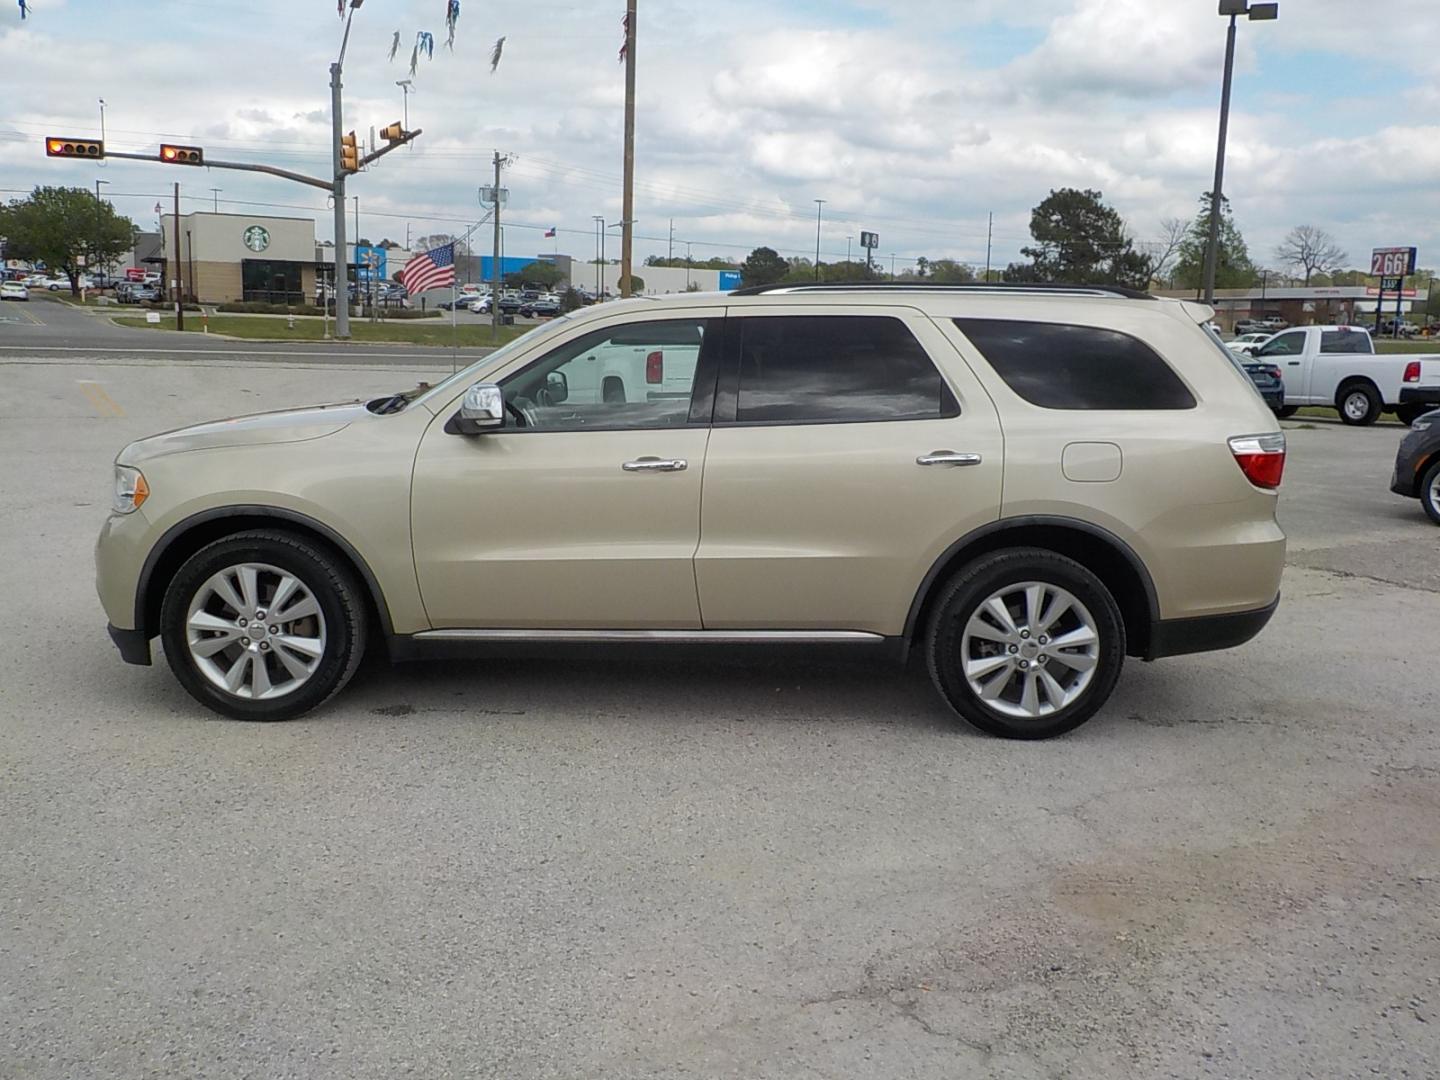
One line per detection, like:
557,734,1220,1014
1334,375,1382,405
135,506,395,642
903,516,1160,660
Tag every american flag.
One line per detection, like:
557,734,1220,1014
399,242,456,296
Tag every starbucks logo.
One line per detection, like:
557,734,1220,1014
242,225,271,253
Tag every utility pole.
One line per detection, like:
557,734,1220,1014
813,198,825,280
593,215,603,296
668,218,674,261
492,150,504,341
172,181,184,330
985,212,993,282
210,188,221,213
620,0,637,297
846,235,853,265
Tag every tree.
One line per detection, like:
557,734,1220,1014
1014,187,1151,288
926,258,976,284
0,186,136,296
1173,192,1255,290
415,233,472,256
1274,225,1347,286
740,246,788,287
645,254,737,271
506,260,564,289
1150,217,1189,286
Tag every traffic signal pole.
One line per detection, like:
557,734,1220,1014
331,60,350,340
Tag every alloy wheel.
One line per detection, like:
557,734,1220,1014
960,581,1100,719
185,562,327,700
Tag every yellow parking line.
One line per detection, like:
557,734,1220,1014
5,303,44,325
77,380,125,417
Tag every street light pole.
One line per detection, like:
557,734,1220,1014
210,187,221,212
813,198,825,280
1203,0,1279,305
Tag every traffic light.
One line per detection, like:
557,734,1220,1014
45,137,104,159
340,131,359,173
159,144,204,166
380,122,404,143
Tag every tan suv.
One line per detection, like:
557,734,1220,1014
96,284,1286,739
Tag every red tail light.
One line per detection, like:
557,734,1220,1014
645,350,663,384
1228,433,1286,489
1403,361,1421,383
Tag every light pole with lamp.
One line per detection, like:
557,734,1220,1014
1202,0,1279,305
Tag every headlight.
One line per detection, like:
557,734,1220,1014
1413,419,1433,431
112,465,149,515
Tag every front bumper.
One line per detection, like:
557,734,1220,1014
1146,593,1279,660
108,623,153,665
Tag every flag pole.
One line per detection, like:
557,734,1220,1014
450,275,457,374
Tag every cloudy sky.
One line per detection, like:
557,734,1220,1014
3,0,1438,274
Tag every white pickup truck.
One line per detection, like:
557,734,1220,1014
1250,325,1440,425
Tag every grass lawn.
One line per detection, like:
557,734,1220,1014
1375,340,1440,354
113,313,531,347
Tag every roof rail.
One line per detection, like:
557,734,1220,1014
729,282,1155,300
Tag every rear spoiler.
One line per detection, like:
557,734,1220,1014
1178,300,1216,324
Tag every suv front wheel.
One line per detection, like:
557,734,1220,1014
159,530,368,721
925,549,1125,739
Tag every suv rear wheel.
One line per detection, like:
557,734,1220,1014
925,549,1125,739
159,530,367,721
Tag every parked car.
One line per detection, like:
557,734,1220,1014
1399,356,1440,419
1390,409,1440,524
519,296,562,318
1250,324,1440,425
1378,317,1420,338
1228,332,1272,355
470,294,521,315
119,284,160,303
1240,360,1285,413
0,281,30,301
95,283,1287,739
436,296,475,311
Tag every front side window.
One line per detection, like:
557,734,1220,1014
954,319,1196,410
731,315,958,424
1256,331,1307,358
498,318,714,431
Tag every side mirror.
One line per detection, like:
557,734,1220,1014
449,382,505,435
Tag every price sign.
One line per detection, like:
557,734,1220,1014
1371,247,1417,277
860,231,880,250
1380,276,1403,292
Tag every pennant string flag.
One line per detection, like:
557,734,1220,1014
445,0,460,50
19,0,29,19
419,31,435,59
389,31,401,62
337,0,344,16
490,36,505,74
618,11,629,63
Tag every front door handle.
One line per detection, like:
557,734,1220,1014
622,457,687,473
1286,360,1301,365
917,450,983,467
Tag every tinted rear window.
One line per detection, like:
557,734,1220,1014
953,319,1196,410
1321,330,1372,354
734,315,958,423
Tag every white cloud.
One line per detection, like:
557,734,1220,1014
0,1,1437,274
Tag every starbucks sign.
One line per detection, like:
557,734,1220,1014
242,225,271,253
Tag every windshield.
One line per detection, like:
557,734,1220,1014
412,312,582,408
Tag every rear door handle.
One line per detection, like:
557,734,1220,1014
1286,361,1301,365
917,451,983,467
622,457,687,473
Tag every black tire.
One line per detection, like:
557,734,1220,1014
1420,459,1440,527
1276,405,1299,418
1336,382,1381,426
925,548,1125,740
159,530,368,721
1395,405,1426,427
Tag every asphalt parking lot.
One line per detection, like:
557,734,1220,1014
2,338,1437,1079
